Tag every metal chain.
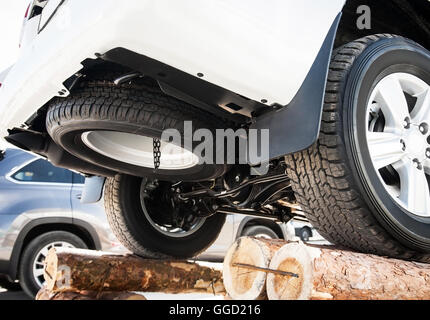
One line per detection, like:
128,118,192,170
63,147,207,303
153,138,161,170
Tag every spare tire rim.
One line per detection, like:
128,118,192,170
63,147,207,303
366,72,430,217
81,131,200,170
33,241,76,288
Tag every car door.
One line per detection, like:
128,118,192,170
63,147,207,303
70,173,116,251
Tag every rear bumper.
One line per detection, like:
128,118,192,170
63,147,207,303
0,0,344,140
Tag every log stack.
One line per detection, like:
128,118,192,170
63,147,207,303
37,238,430,300
223,238,430,300
37,248,225,300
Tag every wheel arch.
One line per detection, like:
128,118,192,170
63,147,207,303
337,0,430,50
251,1,430,163
7,217,101,280
237,217,284,239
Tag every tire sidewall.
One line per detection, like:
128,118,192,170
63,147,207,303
242,225,279,239
110,175,226,258
19,231,87,298
48,92,227,182
343,37,430,251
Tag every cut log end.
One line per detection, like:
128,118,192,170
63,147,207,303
223,237,285,300
266,243,315,300
44,248,59,292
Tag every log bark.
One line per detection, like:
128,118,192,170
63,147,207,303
36,287,146,300
44,248,224,295
222,237,286,300
266,242,430,300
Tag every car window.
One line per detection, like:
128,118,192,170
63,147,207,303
12,159,73,184
73,172,85,185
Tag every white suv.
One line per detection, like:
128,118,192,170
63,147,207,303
0,0,430,261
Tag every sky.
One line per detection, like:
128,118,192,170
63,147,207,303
0,0,29,71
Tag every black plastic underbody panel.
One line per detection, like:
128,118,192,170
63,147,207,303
101,50,254,123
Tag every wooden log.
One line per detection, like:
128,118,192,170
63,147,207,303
36,287,146,300
266,242,430,300
222,237,286,300
44,248,224,295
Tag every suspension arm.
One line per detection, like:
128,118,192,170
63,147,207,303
178,173,289,200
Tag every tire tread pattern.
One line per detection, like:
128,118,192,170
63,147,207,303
46,80,226,138
104,174,168,258
285,34,430,262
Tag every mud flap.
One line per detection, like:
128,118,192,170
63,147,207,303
249,13,342,164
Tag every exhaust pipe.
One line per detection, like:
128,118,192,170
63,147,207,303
5,128,116,177
5,129,47,154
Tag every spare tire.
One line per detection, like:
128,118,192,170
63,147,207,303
46,78,228,181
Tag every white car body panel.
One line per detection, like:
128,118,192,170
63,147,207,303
0,67,12,85
0,0,345,138
19,16,39,51
39,0,63,32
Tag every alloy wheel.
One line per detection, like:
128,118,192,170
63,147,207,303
366,72,430,217
32,241,75,288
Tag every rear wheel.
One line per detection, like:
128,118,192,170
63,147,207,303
299,228,312,242
286,35,430,261
242,225,280,239
0,277,20,291
18,231,87,298
104,174,226,258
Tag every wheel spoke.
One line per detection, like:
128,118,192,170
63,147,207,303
395,159,430,216
374,75,410,132
367,132,404,169
39,247,49,259
33,268,45,278
411,88,430,124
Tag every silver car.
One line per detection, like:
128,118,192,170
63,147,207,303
199,215,325,261
0,149,121,298
0,148,321,299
